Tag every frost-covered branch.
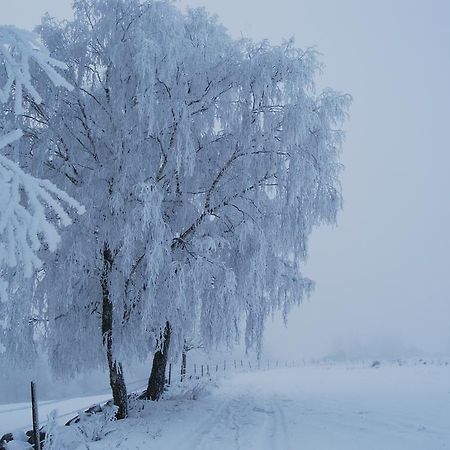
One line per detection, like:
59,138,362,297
0,132,85,279
0,25,73,114
0,26,83,299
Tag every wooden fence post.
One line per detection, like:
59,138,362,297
31,381,41,450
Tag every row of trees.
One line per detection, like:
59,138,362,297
0,0,350,419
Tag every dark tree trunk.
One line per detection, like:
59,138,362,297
181,349,187,382
145,321,171,400
101,243,128,419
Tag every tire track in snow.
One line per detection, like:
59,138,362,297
272,396,291,450
253,394,291,450
169,396,237,450
168,388,292,450
226,398,243,450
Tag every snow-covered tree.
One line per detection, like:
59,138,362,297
0,26,84,303
3,0,349,417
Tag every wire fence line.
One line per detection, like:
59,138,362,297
170,357,301,384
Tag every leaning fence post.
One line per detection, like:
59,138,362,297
168,363,172,385
201,365,204,377
194,363,197,376
31,381,41,450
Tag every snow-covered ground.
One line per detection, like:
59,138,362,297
0,393,113,437
2,361,450,449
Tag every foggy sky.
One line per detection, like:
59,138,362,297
1,0,449,360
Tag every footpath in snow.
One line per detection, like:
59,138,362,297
2,362,450,449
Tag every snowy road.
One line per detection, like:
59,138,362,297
0,393,113,436
2,363,450,449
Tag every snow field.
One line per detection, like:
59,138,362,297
3,362,446,449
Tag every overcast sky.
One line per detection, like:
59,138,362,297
1,0,449,360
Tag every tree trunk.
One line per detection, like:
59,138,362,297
101,243,128,419
181,349,187,382
145,321,171,400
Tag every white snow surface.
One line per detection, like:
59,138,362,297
0,393,112,436
2,362,449,449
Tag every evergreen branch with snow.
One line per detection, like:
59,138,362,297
0,131,85,282
0,26,83,301
0,25,73,114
